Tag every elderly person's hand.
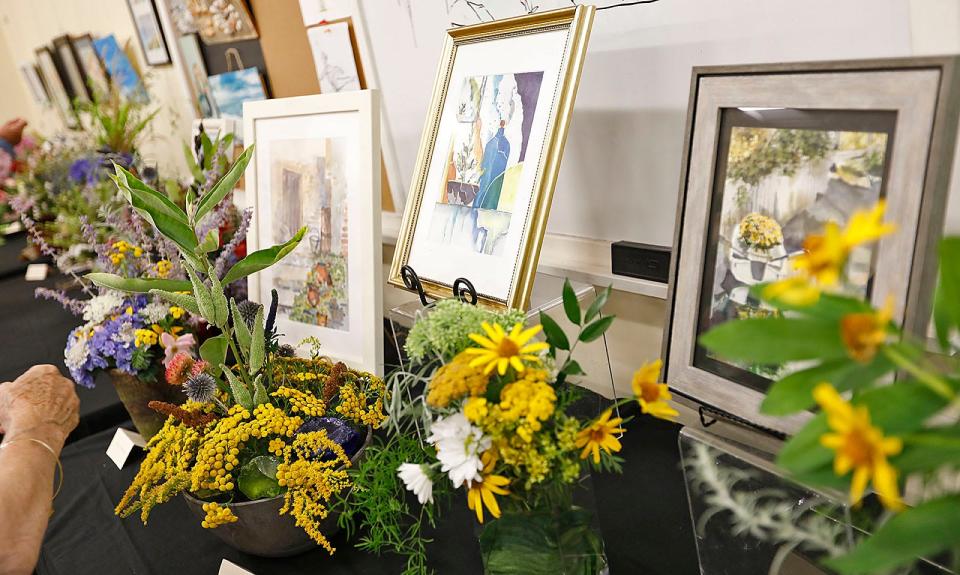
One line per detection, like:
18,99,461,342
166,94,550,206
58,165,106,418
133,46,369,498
0,364,79,449
0,118,27,147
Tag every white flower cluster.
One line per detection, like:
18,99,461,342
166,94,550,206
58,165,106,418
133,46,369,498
140,301,170,324
427,412,490,488
64,326,91,372
82,292,125,323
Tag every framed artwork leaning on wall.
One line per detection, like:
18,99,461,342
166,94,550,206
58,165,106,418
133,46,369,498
35,46,79,129
243,91,384,375
52,35,90,104
663,57,960,434
389,5,595,310
71,34,110,97
126,0,172,66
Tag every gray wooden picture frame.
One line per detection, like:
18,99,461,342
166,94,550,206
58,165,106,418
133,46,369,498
661,57,960,435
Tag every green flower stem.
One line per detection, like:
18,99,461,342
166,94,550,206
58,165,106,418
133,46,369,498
882,346,954,400
224,326,254,389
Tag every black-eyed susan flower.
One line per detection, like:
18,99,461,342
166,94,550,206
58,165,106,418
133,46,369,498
631,360,679,421
575,408,625,464
464,322,549,375
814,383,904,511
466,452,510,523
840,298,893,363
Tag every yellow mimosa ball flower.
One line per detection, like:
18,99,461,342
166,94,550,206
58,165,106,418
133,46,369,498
200,502,238,528
814,383,903,511
155,259,173,278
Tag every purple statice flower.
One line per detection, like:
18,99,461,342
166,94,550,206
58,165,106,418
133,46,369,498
214,207,252,279
68,157,98,185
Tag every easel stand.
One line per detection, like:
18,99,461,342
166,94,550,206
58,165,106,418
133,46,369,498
387,267,621,424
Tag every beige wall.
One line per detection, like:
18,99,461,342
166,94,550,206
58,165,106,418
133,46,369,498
0,0,194,174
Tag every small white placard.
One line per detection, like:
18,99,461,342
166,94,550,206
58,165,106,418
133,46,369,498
1,221,23,235
219,559,255,575
106,428,146,469
24,263,49,282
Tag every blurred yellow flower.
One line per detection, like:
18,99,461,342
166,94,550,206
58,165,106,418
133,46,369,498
631,360,679,421
155,259,173,278
840,298,893,363
170,306,185,320
575,409,624,464
791,222,848,286
464,322,549,375
814,383,903,511
467,452,510,524
841,201,896,249
762,276,821,307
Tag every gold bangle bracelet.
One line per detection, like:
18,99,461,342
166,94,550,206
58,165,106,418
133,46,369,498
0,437,65,503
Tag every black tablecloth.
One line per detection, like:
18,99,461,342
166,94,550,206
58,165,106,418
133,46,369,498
38,406,701,575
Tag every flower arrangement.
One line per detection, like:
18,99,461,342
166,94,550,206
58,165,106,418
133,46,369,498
738,212,783,251
89,146,387,554
63,292,195,388
700,200,960,574
343,283,677,574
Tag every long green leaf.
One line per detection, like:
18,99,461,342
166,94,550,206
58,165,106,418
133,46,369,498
86,272,192,294
208,266,229,327
539,312,569,351
856,381,947,436
562,279,581,325
252,374,268,406
825,496,960,575
223,365,253,411
230,299,252,361
222,227,307,285
580,316,615,343
933,237,960,350
699,317,846,364
584,285,611,324
895,428,960,473
195,145,255,224
199,335,228,378
777,413,833,474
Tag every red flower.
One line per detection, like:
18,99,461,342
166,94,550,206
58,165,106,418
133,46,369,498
165,353,196,386
191,359,210,377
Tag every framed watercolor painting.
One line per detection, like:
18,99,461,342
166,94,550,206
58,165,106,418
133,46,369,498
663,57,960,433
307,21,361,94
19,63,49,106
35,47,78,129
52,35,90,104
178,33,217,118
126,0,172,66
71,35,110,97
243,92,384,374
94,35,149,103
209,67,267,120
389,6,595,310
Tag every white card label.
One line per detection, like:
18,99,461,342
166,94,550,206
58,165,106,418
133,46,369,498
2,221,23,235
24,263,49,281
106,428,146,469
219,559,255,575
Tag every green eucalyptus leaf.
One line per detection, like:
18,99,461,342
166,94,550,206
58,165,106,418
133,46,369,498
147,289,201,316
562,279,581,325
185,265,215,323
699,317,846,364
230,299,252,360
195,145,255,224
584,285,611,324
539,312,569,351
199,335,228,377
249,305,265,376
825,495,960,575
221,227,307,285
238,455,282,500
580,316,615,343
85,272,192,294
223,365,253,411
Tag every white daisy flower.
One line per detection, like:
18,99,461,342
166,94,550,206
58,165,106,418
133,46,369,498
397,463,434,505
427,412,490,488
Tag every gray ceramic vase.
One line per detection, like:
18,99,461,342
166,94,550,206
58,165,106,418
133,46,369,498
183,427,372,557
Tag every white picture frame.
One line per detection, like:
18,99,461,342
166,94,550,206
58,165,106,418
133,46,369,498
243,91,384,375
127,0,172,66
19,63,49,106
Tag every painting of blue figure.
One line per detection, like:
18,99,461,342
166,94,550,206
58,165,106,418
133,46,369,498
430,71,544,256
93,35,149,103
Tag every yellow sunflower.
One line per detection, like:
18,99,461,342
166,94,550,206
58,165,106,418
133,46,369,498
814,383,903,511
575,408,625,464
467,452,511,524
631,360,679,421
464,322,549,375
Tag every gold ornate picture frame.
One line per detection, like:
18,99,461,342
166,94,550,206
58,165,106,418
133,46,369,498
389,6,595,310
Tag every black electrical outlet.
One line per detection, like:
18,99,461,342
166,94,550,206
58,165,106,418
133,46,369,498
611,241,671,284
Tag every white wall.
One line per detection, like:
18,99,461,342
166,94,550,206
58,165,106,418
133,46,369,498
363,0,960,244
0,0,195,175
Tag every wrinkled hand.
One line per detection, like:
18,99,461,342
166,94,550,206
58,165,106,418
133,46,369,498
0,118,27,146
0,365,79,450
